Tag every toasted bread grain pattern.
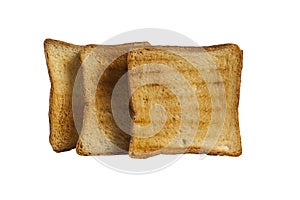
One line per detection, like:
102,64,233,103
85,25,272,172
76,42,150,156
44,39,83,152
128,44,243,158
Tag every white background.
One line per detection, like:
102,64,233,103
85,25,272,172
0,0,299,199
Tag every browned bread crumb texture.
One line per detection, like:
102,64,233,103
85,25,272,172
44,39,83,152
76,42,150,156
128,44,243,158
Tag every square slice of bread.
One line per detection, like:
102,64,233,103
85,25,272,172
44,39,84,152
76,42,150,156
128,44,243,158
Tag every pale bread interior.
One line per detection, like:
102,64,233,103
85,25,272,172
76,42,151,155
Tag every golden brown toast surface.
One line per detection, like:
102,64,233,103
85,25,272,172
128,44,243,158
44,39,83,152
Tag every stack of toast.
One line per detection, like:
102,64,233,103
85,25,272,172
44,39,243,158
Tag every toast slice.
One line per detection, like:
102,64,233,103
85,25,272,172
128,44,243,158
76,42,150,155
44,39,84,152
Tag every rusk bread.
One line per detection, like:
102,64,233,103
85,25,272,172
76,42,150,155
44,39,83,152
128,44,243,158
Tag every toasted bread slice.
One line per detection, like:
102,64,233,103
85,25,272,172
128,44,243,158
76,42,150,156
44,39,83,152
